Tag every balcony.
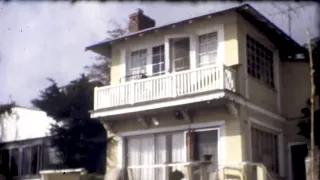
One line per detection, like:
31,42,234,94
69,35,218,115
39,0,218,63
93,64,236,113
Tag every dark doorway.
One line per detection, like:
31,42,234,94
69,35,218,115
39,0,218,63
291,143,308,180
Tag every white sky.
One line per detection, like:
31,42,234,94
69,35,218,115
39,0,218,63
0,1,318,107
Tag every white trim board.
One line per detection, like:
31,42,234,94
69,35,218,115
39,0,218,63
118,120,225,137
92,91,286,123
120,23,225,80
91,92,226,117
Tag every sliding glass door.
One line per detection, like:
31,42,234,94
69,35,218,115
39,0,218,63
126,128,219,180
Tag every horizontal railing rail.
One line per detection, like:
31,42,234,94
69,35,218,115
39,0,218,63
127,161,213,180
94,64,236,110
125,161,279,180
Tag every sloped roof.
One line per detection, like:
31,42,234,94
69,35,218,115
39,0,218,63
86,4,305,58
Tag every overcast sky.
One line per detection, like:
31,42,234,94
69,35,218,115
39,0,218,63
0,1,318,107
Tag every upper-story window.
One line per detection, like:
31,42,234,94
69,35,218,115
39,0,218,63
172,38,190,72
198,32,218,67
152,45,165,76
128,49,147,80
246,35,274,88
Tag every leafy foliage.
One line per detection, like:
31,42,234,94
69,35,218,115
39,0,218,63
84,21,128,85
31,75,106,173
298,107,320,147
0,102,15,116
0,102,16,180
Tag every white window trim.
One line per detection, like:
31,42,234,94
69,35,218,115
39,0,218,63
120,49,126,83
120,24,224,80
121,42,167,81
150,44,166,76
116,136,124,169
248,117,285,177
118,120,226,168
4,140,45,177
195,24,224,65
164,33,194,73
183,127,222,165
245,34,278,91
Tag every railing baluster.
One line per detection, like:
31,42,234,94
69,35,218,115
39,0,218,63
131,81,135,104
220,65,225,89
172,74,177,97
93,65,236,110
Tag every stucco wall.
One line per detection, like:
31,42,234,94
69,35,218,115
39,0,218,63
280,61,311,119
240,107,286,177
105,105,244,173
236,16,279,114
0,107,54,143
95,9,310,179
109,11,240,86
107,12,283,115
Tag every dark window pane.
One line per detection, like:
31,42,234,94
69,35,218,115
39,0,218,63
0,149,10,173
153,64,160,74
153,55,161,64
31,146,39,174
10,148,19,177
246,35,274,87
152,45,165,75
22,147,32,175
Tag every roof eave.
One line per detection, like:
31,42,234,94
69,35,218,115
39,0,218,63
85,4,305,60
85,4,245,52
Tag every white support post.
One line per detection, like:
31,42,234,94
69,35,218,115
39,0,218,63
220,65,225,89
172,74,177,97
130,81,135,104
164,37,170,74
94,87,98,110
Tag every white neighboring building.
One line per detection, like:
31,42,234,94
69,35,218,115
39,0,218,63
0,105,59,180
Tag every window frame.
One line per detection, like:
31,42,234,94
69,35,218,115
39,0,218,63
120,24,224,82
125,127,221,165
2,142,48,177
246,34,275,88
151,44,165,76
197,31,219,67
127,48,148,80
248,118,284,177
250,125,279,173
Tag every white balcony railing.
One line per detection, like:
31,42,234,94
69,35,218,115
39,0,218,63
125,161,278,180
127,161,213,180
94,64,236,110
127,161,283,180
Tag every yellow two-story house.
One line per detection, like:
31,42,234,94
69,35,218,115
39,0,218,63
86,4,309,180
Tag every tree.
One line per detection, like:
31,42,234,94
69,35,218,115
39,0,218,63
31,75,107,173
297,37,320,148
0,102,16,180
84,21,128,85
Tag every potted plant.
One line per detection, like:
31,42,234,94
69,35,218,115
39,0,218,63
202,145,213,161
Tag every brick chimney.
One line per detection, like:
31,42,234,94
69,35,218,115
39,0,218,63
128,9,156,33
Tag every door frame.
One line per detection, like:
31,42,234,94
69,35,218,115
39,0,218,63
287,141,308,180
164,34,195,73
